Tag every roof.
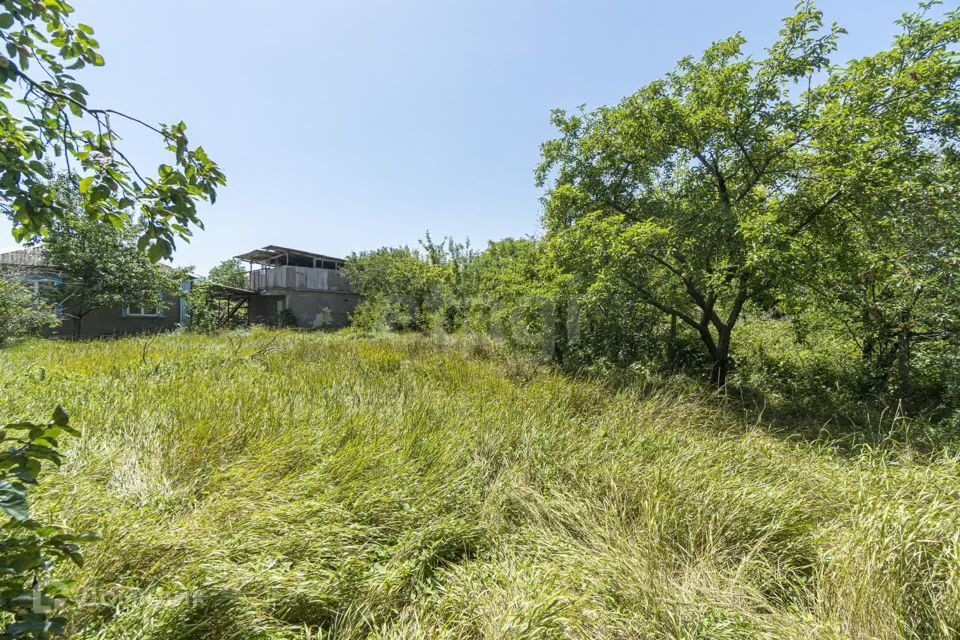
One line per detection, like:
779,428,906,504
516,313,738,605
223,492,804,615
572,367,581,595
0,246,47,268
205,282,255,298
234,245,346,266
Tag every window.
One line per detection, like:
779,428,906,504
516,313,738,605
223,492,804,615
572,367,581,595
23,275,63,316
122,302,164,317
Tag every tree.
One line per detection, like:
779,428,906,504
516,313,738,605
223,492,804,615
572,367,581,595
536,3,960,386
42,212,183,338
0,2,224,259
0,5,222,636
470,238,570,360
0,271,57,345
794,156,960,402
419,233,479,331
343,246,449,332
207,259,247,288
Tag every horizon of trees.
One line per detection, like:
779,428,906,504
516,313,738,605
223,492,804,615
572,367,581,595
344,2,960,417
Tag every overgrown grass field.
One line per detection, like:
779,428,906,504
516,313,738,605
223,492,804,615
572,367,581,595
1,330,958,639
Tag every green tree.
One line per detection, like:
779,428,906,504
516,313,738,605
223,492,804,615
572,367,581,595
0,1,224,259
795,156,960,403
470,238,570,360
344,246,448,332
419,233,479,331
536,3,960,386
207,259,247,288
0,271,57,345
42,212,183,338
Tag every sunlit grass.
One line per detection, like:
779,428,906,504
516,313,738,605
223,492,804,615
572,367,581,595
0,329,958,639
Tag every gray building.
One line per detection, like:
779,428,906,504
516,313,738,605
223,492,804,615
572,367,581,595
0,246,186,337
0,244,360,336
234,245,359,329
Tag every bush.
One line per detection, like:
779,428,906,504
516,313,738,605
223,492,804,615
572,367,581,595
0,273,58,346
0,406,96,638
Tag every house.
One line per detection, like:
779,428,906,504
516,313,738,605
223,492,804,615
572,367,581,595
233,245,359,328
0,243,360,335
0,246,188,337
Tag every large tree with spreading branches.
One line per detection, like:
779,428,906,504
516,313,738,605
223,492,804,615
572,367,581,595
537,2,959,386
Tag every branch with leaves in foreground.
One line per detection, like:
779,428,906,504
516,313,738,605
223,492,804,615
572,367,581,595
0,407,97,639
0,1,225,260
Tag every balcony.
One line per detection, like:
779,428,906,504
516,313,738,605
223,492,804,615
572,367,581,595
248,265,352,292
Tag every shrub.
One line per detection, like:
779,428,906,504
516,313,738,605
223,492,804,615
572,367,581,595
0,407,96,639
0,273,58,346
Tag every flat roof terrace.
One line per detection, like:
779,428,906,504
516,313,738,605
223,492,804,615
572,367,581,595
235,245,346,270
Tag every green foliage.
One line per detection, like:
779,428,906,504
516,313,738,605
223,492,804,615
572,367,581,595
467,237,565,359
0,406,95,639
183,260,251,334
277,308,297,328
535,2,960,386
41,213,184,338
344,236,478,333
180,280,219,334
0,2,224,259
348,293,406,334
0,273,57,346
0,332,958,638
206,260,247,289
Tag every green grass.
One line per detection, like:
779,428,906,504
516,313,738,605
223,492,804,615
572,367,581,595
0,329,958,639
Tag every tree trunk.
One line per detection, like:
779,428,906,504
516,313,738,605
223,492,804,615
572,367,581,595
552,300,566,365
73,313,83,340
710,326,732,387
896,308,911,410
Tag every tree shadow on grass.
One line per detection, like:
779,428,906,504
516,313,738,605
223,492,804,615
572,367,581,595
713,380,960,460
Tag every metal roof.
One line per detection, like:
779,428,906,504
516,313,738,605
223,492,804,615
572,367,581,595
233,245,346,265
204,282,255,297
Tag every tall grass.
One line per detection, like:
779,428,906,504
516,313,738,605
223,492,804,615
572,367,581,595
0,329,958,639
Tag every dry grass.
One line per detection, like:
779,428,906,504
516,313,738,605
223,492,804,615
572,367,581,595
0,329,957,639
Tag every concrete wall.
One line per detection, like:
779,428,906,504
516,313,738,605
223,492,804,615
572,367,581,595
249,290,360,328
249,294,285,326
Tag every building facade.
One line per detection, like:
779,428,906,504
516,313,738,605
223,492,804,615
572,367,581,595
0,246,186,337
1,244,360,336
234,246,359,329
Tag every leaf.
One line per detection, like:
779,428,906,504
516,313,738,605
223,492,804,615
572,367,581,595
0,481,28,521
52,405,68,427
0,14,14,29
6,619,65,635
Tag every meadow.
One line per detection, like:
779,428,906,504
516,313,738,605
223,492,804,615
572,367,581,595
0,330,958,639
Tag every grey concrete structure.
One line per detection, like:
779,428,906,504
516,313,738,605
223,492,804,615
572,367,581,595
1,244,361,335
235,246,359,329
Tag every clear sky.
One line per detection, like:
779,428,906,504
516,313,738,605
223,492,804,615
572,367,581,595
0,1,933,273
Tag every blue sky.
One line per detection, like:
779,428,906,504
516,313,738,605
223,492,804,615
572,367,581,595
0,1,931,273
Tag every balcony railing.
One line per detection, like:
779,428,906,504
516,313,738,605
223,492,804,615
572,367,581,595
248,266,352,292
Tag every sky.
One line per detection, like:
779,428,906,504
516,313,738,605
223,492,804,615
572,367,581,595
0,0,935,273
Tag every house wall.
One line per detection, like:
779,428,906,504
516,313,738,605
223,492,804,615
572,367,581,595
249,290,360,328
56,293,183,338
249,294,285,326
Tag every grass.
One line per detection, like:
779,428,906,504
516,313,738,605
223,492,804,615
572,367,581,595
0,329,958,639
